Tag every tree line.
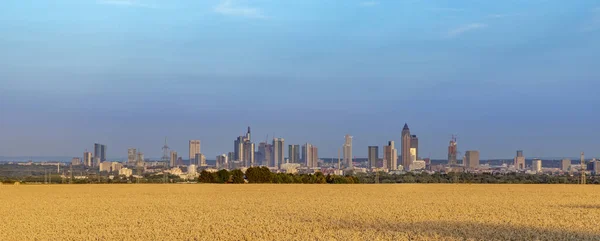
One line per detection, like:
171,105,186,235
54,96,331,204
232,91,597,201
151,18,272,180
356,171,600,184
198,166,359,184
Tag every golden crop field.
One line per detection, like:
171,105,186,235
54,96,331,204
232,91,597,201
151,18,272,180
1,184,599,241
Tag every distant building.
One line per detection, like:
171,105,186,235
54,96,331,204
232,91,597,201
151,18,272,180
243,141,255,167
216,154,228,169
464,150,480,169
410,160,426,171
289,144,300,164
170,151,177,167
71,157,81,166
94,143,107,162
84,151,93,167
136,152,145,167
448,136,458,165
561,159,571,172
383,141,398,170
532,159,542,173
410,148,417,164
195,153,206,167
343,134,353,168
273,138,285,168
368,146,379,168
303,143,319,168
189,140,201,161
127,148,136,166
401,124,411,171
111,162,123,172
514,150,525,169
99,161,112,172
119,168,132,177
410,135,419,160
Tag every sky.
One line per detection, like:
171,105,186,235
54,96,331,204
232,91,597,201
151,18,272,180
1,0,599,160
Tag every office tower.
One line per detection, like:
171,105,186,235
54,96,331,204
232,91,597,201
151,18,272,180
83,152,93,167
580,152,586,185
94,143,107,162
401,124,411,171
262,144,273,167
448,135,457,165
170,151,177,167
273,138,285,168
216,154,228,169
343,134,353,168
303,143,319,168
246,126,251,141
243,141,255,167
514,150,525,169
464,150,480,169
71,157,81,166
234,136,244,162
532,159,542,172
410,135,419,160
127,148,137,166
93,157,101,167
136,152,145,167
289,144,300,164
196,153,207,167
189,140,201,161
384,141,398,170
368,146,379,168
561,159,571,172
177,157,184,166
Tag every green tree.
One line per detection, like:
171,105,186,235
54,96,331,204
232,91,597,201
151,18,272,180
231,169,245,184
216,169,231,183
198,170,216,183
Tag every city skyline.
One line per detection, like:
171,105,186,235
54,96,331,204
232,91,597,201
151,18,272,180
1,0,599,159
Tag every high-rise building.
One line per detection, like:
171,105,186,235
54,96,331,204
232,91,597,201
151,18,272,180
514,150,525,169
289,144,300,164
83,152,93,167
303,143,319,168
410,135,419,160
243,142,255,167
216,154,228,169
448,136,457,165
262,144,273,167
189,140,201,161
273,138,285,168
94,143,107,162
196,153,207,167
170,151,178,167
99,161,112,172
401,124,412,171
368,146,379,168
127,148,137,166
383,141,398,170
343,134,353,168
464,150,480,169
136,152,145,167
561,159,571,172
532,159,542,173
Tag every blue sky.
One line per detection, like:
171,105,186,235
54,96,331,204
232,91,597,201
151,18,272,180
1,0,599,159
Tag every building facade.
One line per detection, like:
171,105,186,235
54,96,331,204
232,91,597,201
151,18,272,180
94,143,107,162
514,150,525,169
383,141,398,170
127,148,137,166
273,138,285,168
561,159,571,172
343,134,353,168
289,144,300,164
189,140,201,161
170,151,178,167
401,124,411,171
464,150,480,169
532,159,542,173
368,146,379,168
410,135,419,160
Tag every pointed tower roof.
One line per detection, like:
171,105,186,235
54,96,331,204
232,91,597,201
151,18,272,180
403,123,409,130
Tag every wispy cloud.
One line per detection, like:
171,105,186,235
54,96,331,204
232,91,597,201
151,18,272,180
447,23,487,38
360,1,379,7
581,7,600,32
214,0,267,19
98,0,157,8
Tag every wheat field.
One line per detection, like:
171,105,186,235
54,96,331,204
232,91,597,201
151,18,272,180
1,184,599,240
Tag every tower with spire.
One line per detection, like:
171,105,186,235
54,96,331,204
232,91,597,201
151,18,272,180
401,123,412,171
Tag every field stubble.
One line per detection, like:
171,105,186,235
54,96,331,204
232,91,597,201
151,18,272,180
1,184,599,240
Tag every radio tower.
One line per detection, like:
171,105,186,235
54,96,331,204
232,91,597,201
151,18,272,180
162,137,170,183
580,152,586,185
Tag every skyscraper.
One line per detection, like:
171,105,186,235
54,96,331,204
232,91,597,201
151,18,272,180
273,138,285,168
383,141,398,170
368,146,379,168
410,135,419,160
196,153,207,167
189,140,201,161
262,144,273,167
216,154,228,169
514,150,525,170
94,143,107,162
303,143,319,168
532,159,542,173
448,136,457,165
170,151,177,167
243,141,255,167
83,151,93,167
289,144,300,164
127,148,137,166
561,159,571,172
343,134,353,168
136,152,145,167
464,150,480,169
401,124,411,171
